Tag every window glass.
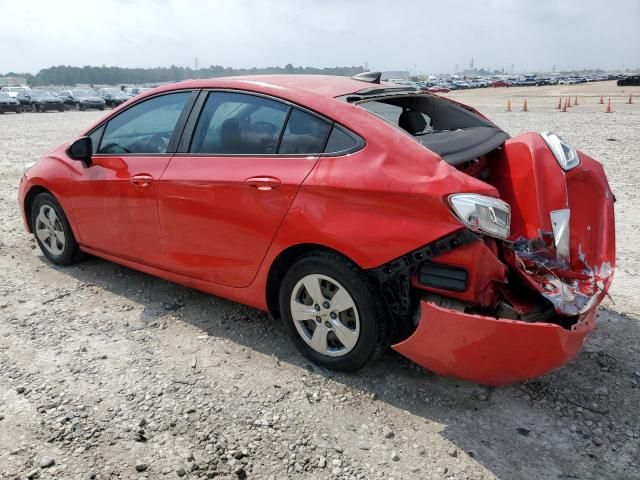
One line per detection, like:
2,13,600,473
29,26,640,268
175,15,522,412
190,92,288,154
278,109,331,154
359,101,431,134
98,92,189,154
88,125,105,154
324,126,357,153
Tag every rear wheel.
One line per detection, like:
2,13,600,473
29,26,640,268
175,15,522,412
30,193,81,266
31,104,38,113
279,251,389,371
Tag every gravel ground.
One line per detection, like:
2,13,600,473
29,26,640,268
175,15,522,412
0,81,639,480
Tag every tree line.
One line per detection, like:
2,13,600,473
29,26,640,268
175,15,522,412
1,64,365,86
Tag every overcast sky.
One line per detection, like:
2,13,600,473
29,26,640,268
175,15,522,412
1,0,638,74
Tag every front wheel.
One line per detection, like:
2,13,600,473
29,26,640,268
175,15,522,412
279,251,390,372
30,192,81,266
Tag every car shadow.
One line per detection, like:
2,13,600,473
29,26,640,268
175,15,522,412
54,255,640,480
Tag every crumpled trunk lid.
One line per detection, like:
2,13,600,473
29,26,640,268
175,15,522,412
487,132,615,317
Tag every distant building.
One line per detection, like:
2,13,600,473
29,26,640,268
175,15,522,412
0,76,27,87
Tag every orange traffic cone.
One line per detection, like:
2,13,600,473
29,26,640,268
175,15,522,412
556,97,561,109
628,94,633,104
599,95,604,104
574,96,578,105
522,99,528,112
506,99,512,112
605,98,613,113
561,99,567,112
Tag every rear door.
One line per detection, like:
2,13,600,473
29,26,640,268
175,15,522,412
69,91,196,266
158,91,332,287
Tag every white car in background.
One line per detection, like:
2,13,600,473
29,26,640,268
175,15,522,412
0,86,31,98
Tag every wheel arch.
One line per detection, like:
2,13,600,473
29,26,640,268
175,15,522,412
265,243,366,318
24,185,54,232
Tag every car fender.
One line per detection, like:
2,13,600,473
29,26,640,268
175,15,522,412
20,150,81,241
263,134,498,271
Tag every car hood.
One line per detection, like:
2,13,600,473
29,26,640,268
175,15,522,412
34,96,62,102
78,96,104,102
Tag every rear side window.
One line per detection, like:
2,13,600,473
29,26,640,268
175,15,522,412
98,92,190,154
190,92,288,154
324,127,357,153
278,109,331,154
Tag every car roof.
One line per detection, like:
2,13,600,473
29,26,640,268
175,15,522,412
151,75,399,99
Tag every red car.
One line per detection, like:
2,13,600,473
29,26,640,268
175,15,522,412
18,72,615,385
425,85,451,93
491,80,513,87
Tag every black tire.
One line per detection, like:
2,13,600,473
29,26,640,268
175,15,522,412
99,106,105,111
279,250,390,372
31,104,38,113
58,106,64,112
16,107,21,114
30,192,81,266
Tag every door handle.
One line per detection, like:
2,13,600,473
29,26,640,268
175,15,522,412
130,174,154,187
244,176,281,191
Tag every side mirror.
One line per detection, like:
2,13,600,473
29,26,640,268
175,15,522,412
68,136,93,167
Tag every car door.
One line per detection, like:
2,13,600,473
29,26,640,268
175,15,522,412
69,90,196,267
158,91,332,287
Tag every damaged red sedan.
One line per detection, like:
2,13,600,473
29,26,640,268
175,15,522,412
18,73,615,385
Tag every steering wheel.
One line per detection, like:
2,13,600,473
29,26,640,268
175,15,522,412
145,133,170,153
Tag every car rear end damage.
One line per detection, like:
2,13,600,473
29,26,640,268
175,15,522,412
370,130,615,385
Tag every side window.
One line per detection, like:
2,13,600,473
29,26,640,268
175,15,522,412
98,92,190,154
88,125,105,154
277,109,331,154
324,126,358,154
190,92,288,154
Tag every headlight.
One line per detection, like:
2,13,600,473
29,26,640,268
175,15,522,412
448,193,511,239
540,132,580,171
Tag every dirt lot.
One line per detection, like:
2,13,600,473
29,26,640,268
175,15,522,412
0,81,639,480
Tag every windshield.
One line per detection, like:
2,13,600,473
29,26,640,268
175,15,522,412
0,92,11,98
29,91,50,98
72,89,97,96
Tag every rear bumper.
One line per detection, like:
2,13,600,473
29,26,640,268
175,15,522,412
392,300,597,385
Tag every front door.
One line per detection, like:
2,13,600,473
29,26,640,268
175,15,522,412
69,91,194,266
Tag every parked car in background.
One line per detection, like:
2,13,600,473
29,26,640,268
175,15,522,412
16,90,65,112
58,89,106,111
98,89,133,108
0,92,22,113
425,85,450,93
617,75,640,86
18,73,615,385
125,87,152,97
1,86,30,98
491,79,512,87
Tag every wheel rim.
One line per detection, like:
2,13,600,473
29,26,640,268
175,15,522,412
290,274,360,357
35,205,65,256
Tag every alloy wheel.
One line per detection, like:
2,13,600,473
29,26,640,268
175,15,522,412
35,205,66,256
289,274,360,357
